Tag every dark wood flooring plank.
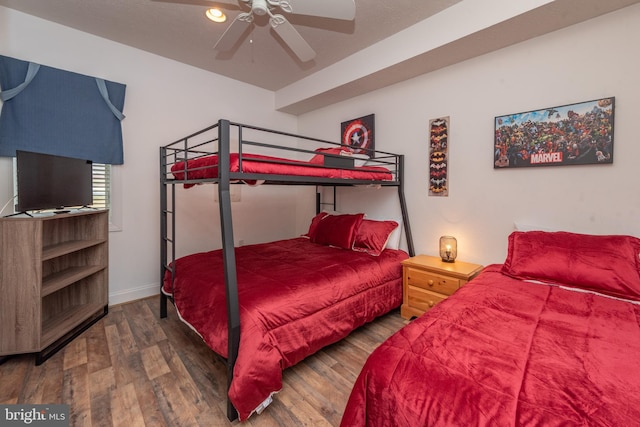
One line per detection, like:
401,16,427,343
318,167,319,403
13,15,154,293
110,382,146,427
319,340,372,384
156,339,213,415
102,304,123,327
63,336,88,370
62,363,91,427
16,351,64,405
103,324,135,388
194,409,236,427
273,381,331,427
286,364,344,426
85,318,113,374
89,392,113,427
151,373,200,427
259,398,307,427
296,355,353,409
39,352,65,405
121,298,167,349
0,295,408,427
89,366,115,427
131,370,168,427
140,344,171,380
113,314,139,357
0,355,30,404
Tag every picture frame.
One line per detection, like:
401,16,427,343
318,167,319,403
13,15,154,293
428,116,449,197
341,114,375,155
494,97,614,168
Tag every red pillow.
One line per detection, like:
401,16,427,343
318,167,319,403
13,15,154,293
352,219,399,256
501,231,640,301
305,211,329,238
311,213,364,249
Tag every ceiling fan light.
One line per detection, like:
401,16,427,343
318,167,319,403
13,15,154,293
252,0,268,16
206,8,226,23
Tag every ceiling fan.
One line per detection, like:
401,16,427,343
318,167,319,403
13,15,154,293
157,0,356,62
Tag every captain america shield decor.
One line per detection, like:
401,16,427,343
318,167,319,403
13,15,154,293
341,114,375,154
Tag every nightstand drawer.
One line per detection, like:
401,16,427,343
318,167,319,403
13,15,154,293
406,267,461,296
407,286,447,313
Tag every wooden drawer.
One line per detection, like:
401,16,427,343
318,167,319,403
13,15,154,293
401,255,483,319
406,267,461,296
406,286,448,313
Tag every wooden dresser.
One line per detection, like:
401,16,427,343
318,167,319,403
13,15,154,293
401,254,482,319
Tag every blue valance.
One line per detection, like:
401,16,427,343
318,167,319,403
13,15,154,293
0,55,126,164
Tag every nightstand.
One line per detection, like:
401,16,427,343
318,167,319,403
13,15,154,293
400,255,483,319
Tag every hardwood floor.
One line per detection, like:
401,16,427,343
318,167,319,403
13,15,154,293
0,296,407,426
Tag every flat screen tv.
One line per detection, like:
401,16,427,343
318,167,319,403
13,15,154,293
15,150,93,212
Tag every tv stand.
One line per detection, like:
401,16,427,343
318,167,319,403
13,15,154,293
0,210,108,364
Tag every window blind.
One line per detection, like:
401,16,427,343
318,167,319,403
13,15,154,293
91,163,110,210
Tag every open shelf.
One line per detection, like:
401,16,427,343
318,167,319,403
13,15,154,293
42,265,107,297
41,303,106,348
0,210,109,361
42,239,106,261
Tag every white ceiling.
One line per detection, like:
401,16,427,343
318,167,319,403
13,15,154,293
1,0,639,114
0,0,464,90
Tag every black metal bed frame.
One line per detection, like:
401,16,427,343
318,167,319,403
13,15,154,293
159,119,414,421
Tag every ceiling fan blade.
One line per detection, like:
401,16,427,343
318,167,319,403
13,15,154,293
280,0,355,20
151,0,241,9
213,13,253,52
271,16,315,62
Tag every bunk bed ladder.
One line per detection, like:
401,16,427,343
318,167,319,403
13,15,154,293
159,146,174,319
398,155,415,257
218,119,241,421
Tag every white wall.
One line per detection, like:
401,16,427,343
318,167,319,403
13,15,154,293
297,4,640,266
3,4,639,304
0,7,301,304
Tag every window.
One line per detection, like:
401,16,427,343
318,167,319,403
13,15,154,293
91,163,111,210
92,163,122,232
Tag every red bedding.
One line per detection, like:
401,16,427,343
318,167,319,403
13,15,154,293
341,264,640,426
162,237,408,420
170,152,393,186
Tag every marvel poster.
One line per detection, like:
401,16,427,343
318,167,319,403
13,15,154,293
494,97,614,168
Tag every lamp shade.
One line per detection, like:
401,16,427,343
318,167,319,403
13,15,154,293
439,236,457,263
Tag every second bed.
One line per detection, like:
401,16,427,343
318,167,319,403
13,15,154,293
163,215,408,420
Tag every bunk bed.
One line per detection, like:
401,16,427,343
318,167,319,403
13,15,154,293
159,119,415,421
341,230,640,426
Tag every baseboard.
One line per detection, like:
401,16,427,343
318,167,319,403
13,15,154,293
109,283,159,306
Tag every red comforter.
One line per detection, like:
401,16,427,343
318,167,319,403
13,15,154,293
341,264,640,426
163,237,408,420
170,152,393,185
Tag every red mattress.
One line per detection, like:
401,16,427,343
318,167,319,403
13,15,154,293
170,152,394,185
163,237,408,420
341,264,640,426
